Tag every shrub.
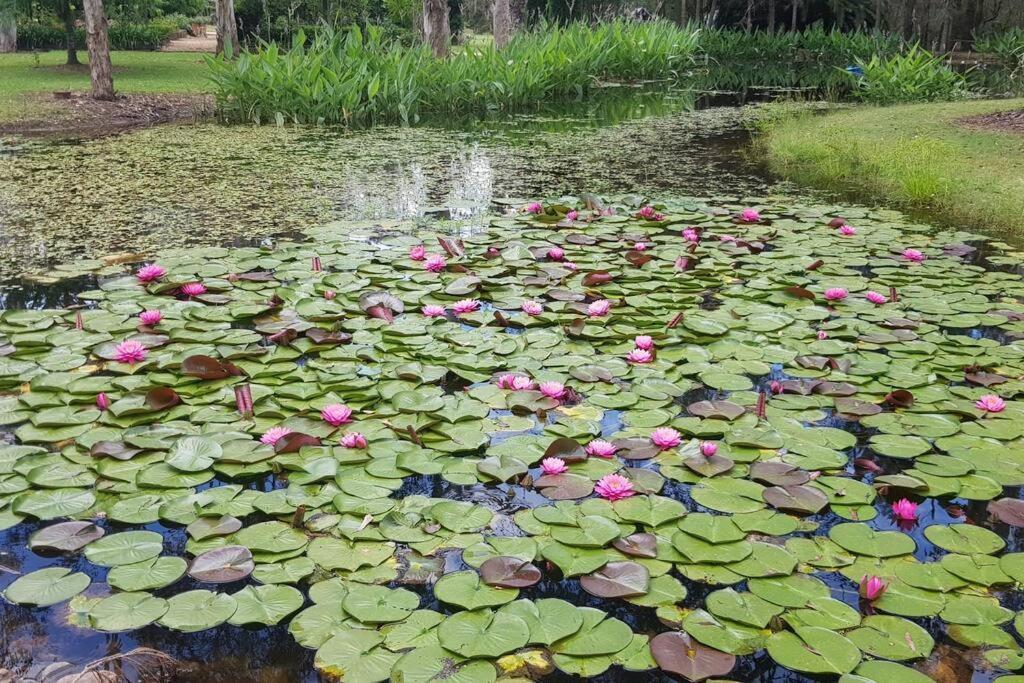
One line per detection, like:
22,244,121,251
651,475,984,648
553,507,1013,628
16,20,180,51
848,46,967,104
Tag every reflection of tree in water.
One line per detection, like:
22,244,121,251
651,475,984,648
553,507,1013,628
131,623,314,682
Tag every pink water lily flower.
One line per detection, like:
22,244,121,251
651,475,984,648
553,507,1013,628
510,375,536,391
261,426,292,445
682,228,699,242
453,299,480,314
136,264,166,282
740,208,761,222
422,304,446,317
340,432,368,449
96,393,110,411
541,457,569,475
902,248,925,262
839,225,857,236
892,498,917,521
627,348,653,364
824,288,848,302
595,473,635,501
424,254,447,273
539,381,567,401
563,262,578,271
865,291,887,305
859,575,887,601
635,335,654,350
634,242,648,251
586,440,618,458
321,404,353,427
409,245,426,261
651,427,682,450
323,290,337,300
975,394,1006,413
525,202,543,214
566,210,579,221
587,299,611,317
521,300,544,316
769,380,783,395
180,282,207,297
674,255,691,271
139,310,162,326
817,331,829,340
637,206,663,221
547,246,565,261
700,441,718,457
114,340,148,365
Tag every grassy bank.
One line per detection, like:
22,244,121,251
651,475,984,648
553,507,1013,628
0,51,210,123
758,99,1024,235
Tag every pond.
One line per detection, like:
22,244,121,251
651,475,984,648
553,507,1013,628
2,80,1024,683
0,86,783,286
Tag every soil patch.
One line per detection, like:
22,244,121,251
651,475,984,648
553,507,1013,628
0,92,214,138
959,108,1024,134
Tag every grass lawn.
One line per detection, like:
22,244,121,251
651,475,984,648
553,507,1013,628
0,51,211,123
758,99,1024,236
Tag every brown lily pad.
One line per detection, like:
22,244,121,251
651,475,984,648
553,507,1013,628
988,498,1024,527
651,631,736,680
762,485,828,515
613,533,658,559
749,462,810,487
145,387,181,411
181,355,242,380
580,561,650,598
479,556,542,588
28,521,105,552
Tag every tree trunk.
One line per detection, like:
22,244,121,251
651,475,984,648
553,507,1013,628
0,3,15,54
492,0,512,49
82,0,114,100
422,0,450,58
58,0,80,65
744,0,753,31
215,0,239,58
767,0,775,32
790,0,799,30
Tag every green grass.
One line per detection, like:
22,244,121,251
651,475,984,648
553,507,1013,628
758,99,1024,235
0,51,211,123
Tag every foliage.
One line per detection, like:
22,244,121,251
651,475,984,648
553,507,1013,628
848,46,967,104
16,19,181,50
974,27,1024,63
209,20,702,125
697,25,903,64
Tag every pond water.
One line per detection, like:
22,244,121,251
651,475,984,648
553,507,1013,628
0,86,785,285
2,78,1024,683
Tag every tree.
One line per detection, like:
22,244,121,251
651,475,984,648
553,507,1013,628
82,0,114,99
423,0,450,58
0,0,15,54
57,0,80,65
215,0,239,58
492,0,512,48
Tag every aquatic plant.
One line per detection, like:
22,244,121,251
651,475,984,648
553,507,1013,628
208,21,701,125
849,46,968,103
1,196,1024,681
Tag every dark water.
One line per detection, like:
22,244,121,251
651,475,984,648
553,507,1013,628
1,76,1021,682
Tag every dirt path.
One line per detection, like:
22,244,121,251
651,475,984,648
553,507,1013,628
959,109,1024,134
161,26,217,53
